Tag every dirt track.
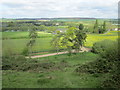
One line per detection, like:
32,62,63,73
26,47,92,58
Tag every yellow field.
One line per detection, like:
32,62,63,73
85,31,119,47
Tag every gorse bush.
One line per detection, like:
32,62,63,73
93,39,119,73
75,39,120,88
100,39,120,88
75,57,113,74
2,55,27,70
2,54,69,72
91,39,119,73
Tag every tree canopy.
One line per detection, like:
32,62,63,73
51,24,87,54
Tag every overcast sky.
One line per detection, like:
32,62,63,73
1,0,119,18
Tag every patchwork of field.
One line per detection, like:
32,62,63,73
2,31,119,55
2,19,119,88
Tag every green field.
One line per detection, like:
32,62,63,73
2,31,52,39
2,38,54,56
2,31,119,55
3,52,107,88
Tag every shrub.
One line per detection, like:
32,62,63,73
92,39,115,54
22,47,29,56
75,58,112,74
102,74,120,88
2,55,27,70
75,39,120,88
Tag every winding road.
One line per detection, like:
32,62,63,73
26,47,92,58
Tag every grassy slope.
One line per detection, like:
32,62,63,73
3,52,107,88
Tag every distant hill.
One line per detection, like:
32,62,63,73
14,17,96,20
1,17,116,22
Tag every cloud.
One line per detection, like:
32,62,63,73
0,0,119,18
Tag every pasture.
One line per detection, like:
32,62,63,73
2,31,52,39
3,52,104,88
2,38,53,56
2,31,119,56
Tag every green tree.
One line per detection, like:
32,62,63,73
38,25,46,31
51,25,87,55
47,26,57,33
8,21,14,27
51,33,64,54
98,25,103,34
102,21,107,33
27,26,38,58
99,21,107,34
93,20,99,33
51,27,76,55
79,24,84,30
74,24,87,52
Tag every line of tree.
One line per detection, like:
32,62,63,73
1,21,68,32
93,20,107,34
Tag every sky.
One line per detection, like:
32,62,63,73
0,0,119,18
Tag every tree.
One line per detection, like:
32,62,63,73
98,25,103,34
99,21,107,34
64,27,77,54
47,26,57,33
51,25,87,55
93,19,99,33
102,21,107,33
8,21,14,27
74,24,87,52
51,27,76,55
79,24,84,30
51,33,64,54
38,25,46,31
26,25,38,58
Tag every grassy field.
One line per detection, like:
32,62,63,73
2,31,119,55
3,52,108,88
2,38,53,56
2,31,54,55
2,31,52,39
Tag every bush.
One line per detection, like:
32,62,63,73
75,39,120,88
75,58,112,74
92,39,115,54
22,47,29,56
2,55,27,70
102,74,120,88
